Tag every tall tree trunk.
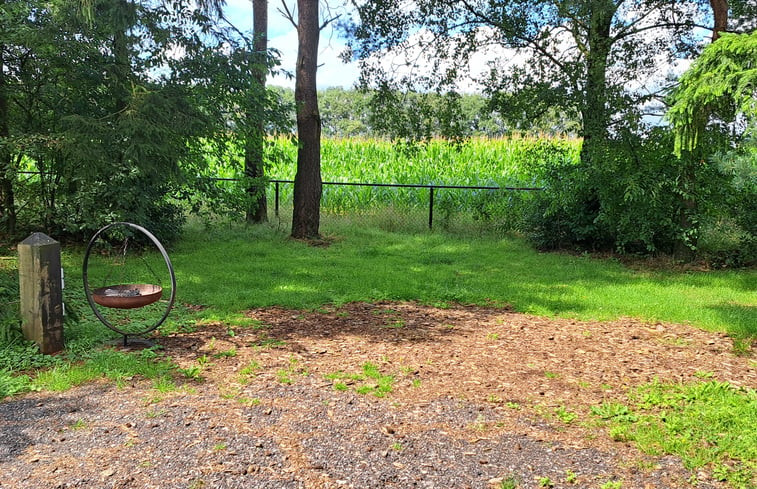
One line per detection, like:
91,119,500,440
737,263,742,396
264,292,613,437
245,0,268,223
579,1,615,170
709,0,729,41
0,38,16,235
291,0,322,239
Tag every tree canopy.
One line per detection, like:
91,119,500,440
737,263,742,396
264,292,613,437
343,0,733,162
667,30,757,155
0,0,287,239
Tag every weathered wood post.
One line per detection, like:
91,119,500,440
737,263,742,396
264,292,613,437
18,232,64,354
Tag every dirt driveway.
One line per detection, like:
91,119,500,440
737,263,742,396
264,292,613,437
1,302,754,488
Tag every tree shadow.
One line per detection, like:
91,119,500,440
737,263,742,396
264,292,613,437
708,302,757,338
0,385,104,463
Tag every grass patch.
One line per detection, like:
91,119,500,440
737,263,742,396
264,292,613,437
325,362,395,398
164,223,755,338
275,356,308,385
593,380,756,488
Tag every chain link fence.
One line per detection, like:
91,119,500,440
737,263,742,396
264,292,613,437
266,179,543,234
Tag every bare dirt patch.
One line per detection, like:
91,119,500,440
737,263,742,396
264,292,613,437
1,302,754,488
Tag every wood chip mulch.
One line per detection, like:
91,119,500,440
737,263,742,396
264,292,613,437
1,301,754,488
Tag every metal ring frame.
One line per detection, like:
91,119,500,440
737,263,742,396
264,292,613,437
82,222,176,339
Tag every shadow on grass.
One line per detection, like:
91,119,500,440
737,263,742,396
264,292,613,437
708,303,757,338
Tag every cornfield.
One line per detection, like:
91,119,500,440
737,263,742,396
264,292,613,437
265,137,579,209
208,136,581,230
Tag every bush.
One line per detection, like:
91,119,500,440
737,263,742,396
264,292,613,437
522,128,749,261
698,129,757,267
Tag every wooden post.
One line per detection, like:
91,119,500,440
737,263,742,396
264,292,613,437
18,232,64,354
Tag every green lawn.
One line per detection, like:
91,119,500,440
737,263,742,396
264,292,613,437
165,223,755,338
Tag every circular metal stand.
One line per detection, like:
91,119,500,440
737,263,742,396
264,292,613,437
83,222,176,346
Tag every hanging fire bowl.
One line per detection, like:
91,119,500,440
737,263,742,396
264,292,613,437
91,283,163,309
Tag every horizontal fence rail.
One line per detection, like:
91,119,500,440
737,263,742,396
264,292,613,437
258,179,542,229
18,172,543,230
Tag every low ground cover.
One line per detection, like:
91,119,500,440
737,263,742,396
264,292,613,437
1,225,755,487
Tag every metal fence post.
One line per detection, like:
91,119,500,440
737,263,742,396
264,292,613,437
275,181,280,218
428,186,435,230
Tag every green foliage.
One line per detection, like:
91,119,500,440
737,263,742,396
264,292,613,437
0,369,32,399
523,130,745,258
1,0,288,242
699,126,757,268
347,0,710,166
595,381,757,489
0,263,21,345
228,136,575,221
668,31,757,156
201,133,751,265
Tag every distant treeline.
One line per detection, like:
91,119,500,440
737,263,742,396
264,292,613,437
269,87,581,140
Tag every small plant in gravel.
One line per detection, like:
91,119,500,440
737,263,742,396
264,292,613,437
70,419,87,430
253,335,287,349
238,359,261,384
276,356,308,385
276,369,293,384
537,476,554,487
497,476,521,489
384,319,405,328
152,375,176,393
554,406,577,424
212,347,237,358
179,366,203,380
145,408,167,419
591,402,636,422
600,481,622,489
238,397,261,405
732,338,752,357
564,469,577,484
470,413,488,432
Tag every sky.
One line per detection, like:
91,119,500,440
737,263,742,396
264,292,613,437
222,0,361,89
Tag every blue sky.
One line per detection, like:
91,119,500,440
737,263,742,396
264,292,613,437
222,0,361,89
